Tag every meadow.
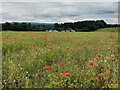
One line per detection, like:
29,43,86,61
96,27,119,32
2,29,119,88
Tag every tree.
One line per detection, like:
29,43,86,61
3,22,13,30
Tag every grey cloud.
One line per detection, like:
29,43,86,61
95,10,117,14
2,2,118,24
2,0,120,2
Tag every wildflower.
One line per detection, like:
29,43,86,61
45,66,51,71
9,39,13,42
108,48,110,51
118,46,120,50
67,48,70,50
114,51,117,54
75,48,79,52
89,61,94,66
46,46,52,49
100,48,104,52
32,43,34,46
64,73,71,77
75,45,80,52
95,56,99,61
36,47,38,52
83,46,86,49
19,38,23,41
111,44,114,47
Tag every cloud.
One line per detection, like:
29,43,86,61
2,0,120,2
2,2,118,24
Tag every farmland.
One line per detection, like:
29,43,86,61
96,27,119,32
2,30,119,88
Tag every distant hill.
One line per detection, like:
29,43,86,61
2,22,54,27
29,22,54,27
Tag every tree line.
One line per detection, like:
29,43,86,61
2,22,51,31
1,20,118,32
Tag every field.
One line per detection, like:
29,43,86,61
2,30,119,88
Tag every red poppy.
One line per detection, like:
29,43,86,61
100,48,104,52
36,47,38,52
67,48,70,50
9,39,13,42
19,38,23,41
114,51,117,54
89,61,94,66
75,45,80,52
32,43,34,46
108,48,110,51
92,44,94,46
83,46,86,49
111,44,114,47
95,56,99,60
46,46,52,49
75,48,79,52
118,46,120,50
64,73,71,77
45,66,51,71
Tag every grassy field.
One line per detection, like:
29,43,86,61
2,30,119,88
96,27,118,32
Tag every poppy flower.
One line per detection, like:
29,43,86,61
19,38,23,41
100,48,104,52
114,51,117,54
89,61,94,66
9,39,13,42
45,66,51,71
92,44,94,46
64,73,71,77
75,48,79,52
111,44,114,47
46,46,52,49
95,56,99,61
118,46,120,50
83,46,86,49
14,42,16,44
32,43,34,46
67,48,70,50
36,47,38,52
108,48,110,51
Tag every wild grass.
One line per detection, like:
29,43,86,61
2,31,118,88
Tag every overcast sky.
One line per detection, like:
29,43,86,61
1,2,118,24
2,0,120,2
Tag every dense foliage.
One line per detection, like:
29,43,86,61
1,20,118,32
54,20,108,32
2,22,51,31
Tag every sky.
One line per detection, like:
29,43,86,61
1,1,119,24
1,0,120,2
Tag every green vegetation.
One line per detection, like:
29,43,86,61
96,27,119,32
2,31,118,88
2,20,118,32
